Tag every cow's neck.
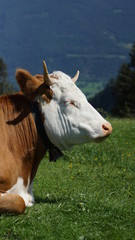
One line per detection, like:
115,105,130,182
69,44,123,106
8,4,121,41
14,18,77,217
31,101,63,162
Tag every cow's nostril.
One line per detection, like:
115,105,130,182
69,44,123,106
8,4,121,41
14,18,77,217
102,124,109,131
102,123,112,135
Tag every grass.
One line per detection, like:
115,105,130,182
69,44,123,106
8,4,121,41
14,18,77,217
0,118,135,240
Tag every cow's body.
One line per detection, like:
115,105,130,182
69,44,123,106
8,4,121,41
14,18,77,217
0,93,46,213
0,61,112,214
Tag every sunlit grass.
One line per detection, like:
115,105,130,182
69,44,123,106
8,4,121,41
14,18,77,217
0,118,135,240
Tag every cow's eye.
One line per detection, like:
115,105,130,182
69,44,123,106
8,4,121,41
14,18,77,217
70,100,76,106
64,100,76,107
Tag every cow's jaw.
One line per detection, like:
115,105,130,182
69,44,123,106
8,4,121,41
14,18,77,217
39,71,112,151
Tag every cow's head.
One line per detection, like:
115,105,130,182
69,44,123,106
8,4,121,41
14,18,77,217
16,61,112,151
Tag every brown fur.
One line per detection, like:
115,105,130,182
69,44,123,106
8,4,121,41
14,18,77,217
16,69,53,102
0,69,53,214
0,193,25,214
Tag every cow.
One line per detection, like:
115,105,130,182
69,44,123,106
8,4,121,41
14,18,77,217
0,61,112,214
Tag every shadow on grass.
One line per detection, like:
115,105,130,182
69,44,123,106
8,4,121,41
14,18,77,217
35,196,63,204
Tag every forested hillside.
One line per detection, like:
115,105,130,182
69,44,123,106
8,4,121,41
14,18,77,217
90,42,135,117
0,0,135,96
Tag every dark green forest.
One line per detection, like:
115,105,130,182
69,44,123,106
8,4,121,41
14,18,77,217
90,42,135,117
0,58,14,94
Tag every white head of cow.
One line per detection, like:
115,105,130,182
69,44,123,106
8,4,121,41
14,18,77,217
38,61,112,151
16,61,112,151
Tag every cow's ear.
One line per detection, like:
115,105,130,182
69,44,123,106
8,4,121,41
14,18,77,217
16,69,43,99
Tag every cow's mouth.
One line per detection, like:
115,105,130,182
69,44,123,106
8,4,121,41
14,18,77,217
93,134,110,143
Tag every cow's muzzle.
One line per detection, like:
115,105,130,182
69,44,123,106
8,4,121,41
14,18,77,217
94,122,112,143
102,123,112,136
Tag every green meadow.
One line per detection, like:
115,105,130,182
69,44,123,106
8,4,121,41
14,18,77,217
78,81,105,99
0,118,135,240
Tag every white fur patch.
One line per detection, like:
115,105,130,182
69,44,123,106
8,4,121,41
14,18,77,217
3,177,34,207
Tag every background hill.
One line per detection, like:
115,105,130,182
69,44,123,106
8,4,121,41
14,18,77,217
0,0,135,97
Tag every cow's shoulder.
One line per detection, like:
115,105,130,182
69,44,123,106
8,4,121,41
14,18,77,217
0,92,31,112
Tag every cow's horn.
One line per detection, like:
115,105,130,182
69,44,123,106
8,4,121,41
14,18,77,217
72,70,79,83
43,60,54,85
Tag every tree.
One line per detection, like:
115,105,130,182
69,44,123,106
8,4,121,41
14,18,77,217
90,79,115,114
129,42,135,70
0,57,14,95
112,42,135,117
90,42,135,118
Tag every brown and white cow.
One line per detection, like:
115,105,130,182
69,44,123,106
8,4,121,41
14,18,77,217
0,61,112,214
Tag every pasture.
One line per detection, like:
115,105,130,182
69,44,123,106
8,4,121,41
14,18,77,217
0,118,135,240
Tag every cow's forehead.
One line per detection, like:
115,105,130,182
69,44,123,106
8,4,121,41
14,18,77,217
50,71,72,80
50,71,74,87
50,71,87,101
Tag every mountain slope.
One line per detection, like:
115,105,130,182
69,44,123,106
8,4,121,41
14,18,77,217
0,0,135,96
